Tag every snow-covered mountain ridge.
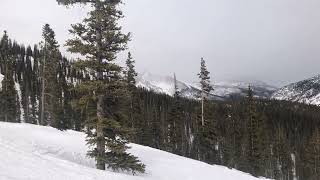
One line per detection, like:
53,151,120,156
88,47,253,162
137,72,277,100
0,122,269,180
272,74,320,105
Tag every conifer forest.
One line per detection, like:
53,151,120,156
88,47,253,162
1,0,320,180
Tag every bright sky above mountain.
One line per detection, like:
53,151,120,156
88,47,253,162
1,0,320,86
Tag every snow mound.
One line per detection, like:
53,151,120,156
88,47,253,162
0,122,269,180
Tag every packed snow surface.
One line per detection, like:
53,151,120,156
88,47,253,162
0,122,269,180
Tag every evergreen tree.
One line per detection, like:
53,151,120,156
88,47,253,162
273,125,293,180
4,23,320,180
302,128,320,180
245,86,266,176
0,31,18,122
124,52,140,129
167,73,185,155
125,52,137,90
56,57,73,130
22,46,37,124
57,0,145,173
197,57,213,126
196,102,218,163
32,45,41,125
39,24,62,129
222,102,243,169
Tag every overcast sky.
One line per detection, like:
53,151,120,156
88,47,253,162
1,0,320,87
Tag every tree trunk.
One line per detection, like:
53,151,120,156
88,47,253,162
95,1,105,170
96,95,106,170
4,62,8,122
201,92,204,126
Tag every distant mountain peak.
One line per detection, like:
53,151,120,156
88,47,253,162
136,72,276,100
137,71,176,96
272,74,320,105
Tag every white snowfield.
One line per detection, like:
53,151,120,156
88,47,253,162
0,122,269,180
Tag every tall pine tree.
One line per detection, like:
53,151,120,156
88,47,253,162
124,52,139,129
167,73,184,155
57,0,145,173
245,85,267,176
197,57,213,126
39,24,62,129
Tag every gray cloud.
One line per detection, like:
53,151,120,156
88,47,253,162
1,0,320,87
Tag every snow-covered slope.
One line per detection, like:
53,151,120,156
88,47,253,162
213,80,277,99
137,72,277,100
272,74,320,105
0,122,268,180
136,72,218,100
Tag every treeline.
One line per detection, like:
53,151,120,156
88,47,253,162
2,2,320,179
1,28,320,179
1,30,320,179
129,87,320,180
0,27,320,180
0,30,79,129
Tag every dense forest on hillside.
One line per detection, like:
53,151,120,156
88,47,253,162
1,30,320,179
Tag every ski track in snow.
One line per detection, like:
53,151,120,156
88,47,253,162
0,122,270,180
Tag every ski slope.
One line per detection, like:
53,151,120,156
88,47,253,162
0,122,269,180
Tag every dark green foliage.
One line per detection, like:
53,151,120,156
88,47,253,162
245,86,266,176
40,24,63,129
2,32,320,179
0,31,18,122
125,52,137,90
198,58,213,97
0,30,78,127
124,52,140,130
58,0,145,173
125,87,320,180
198,57,213,127
2,14,320,180
166,75,185,155
301,128,320,180
22,46,37,124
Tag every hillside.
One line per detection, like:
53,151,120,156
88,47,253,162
137,72,277,100
272,74,320,105
0,122,269,180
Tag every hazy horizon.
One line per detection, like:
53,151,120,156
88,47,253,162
1,0,320,87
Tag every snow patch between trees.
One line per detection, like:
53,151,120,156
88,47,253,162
0,73,3,90
15,82,24,123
